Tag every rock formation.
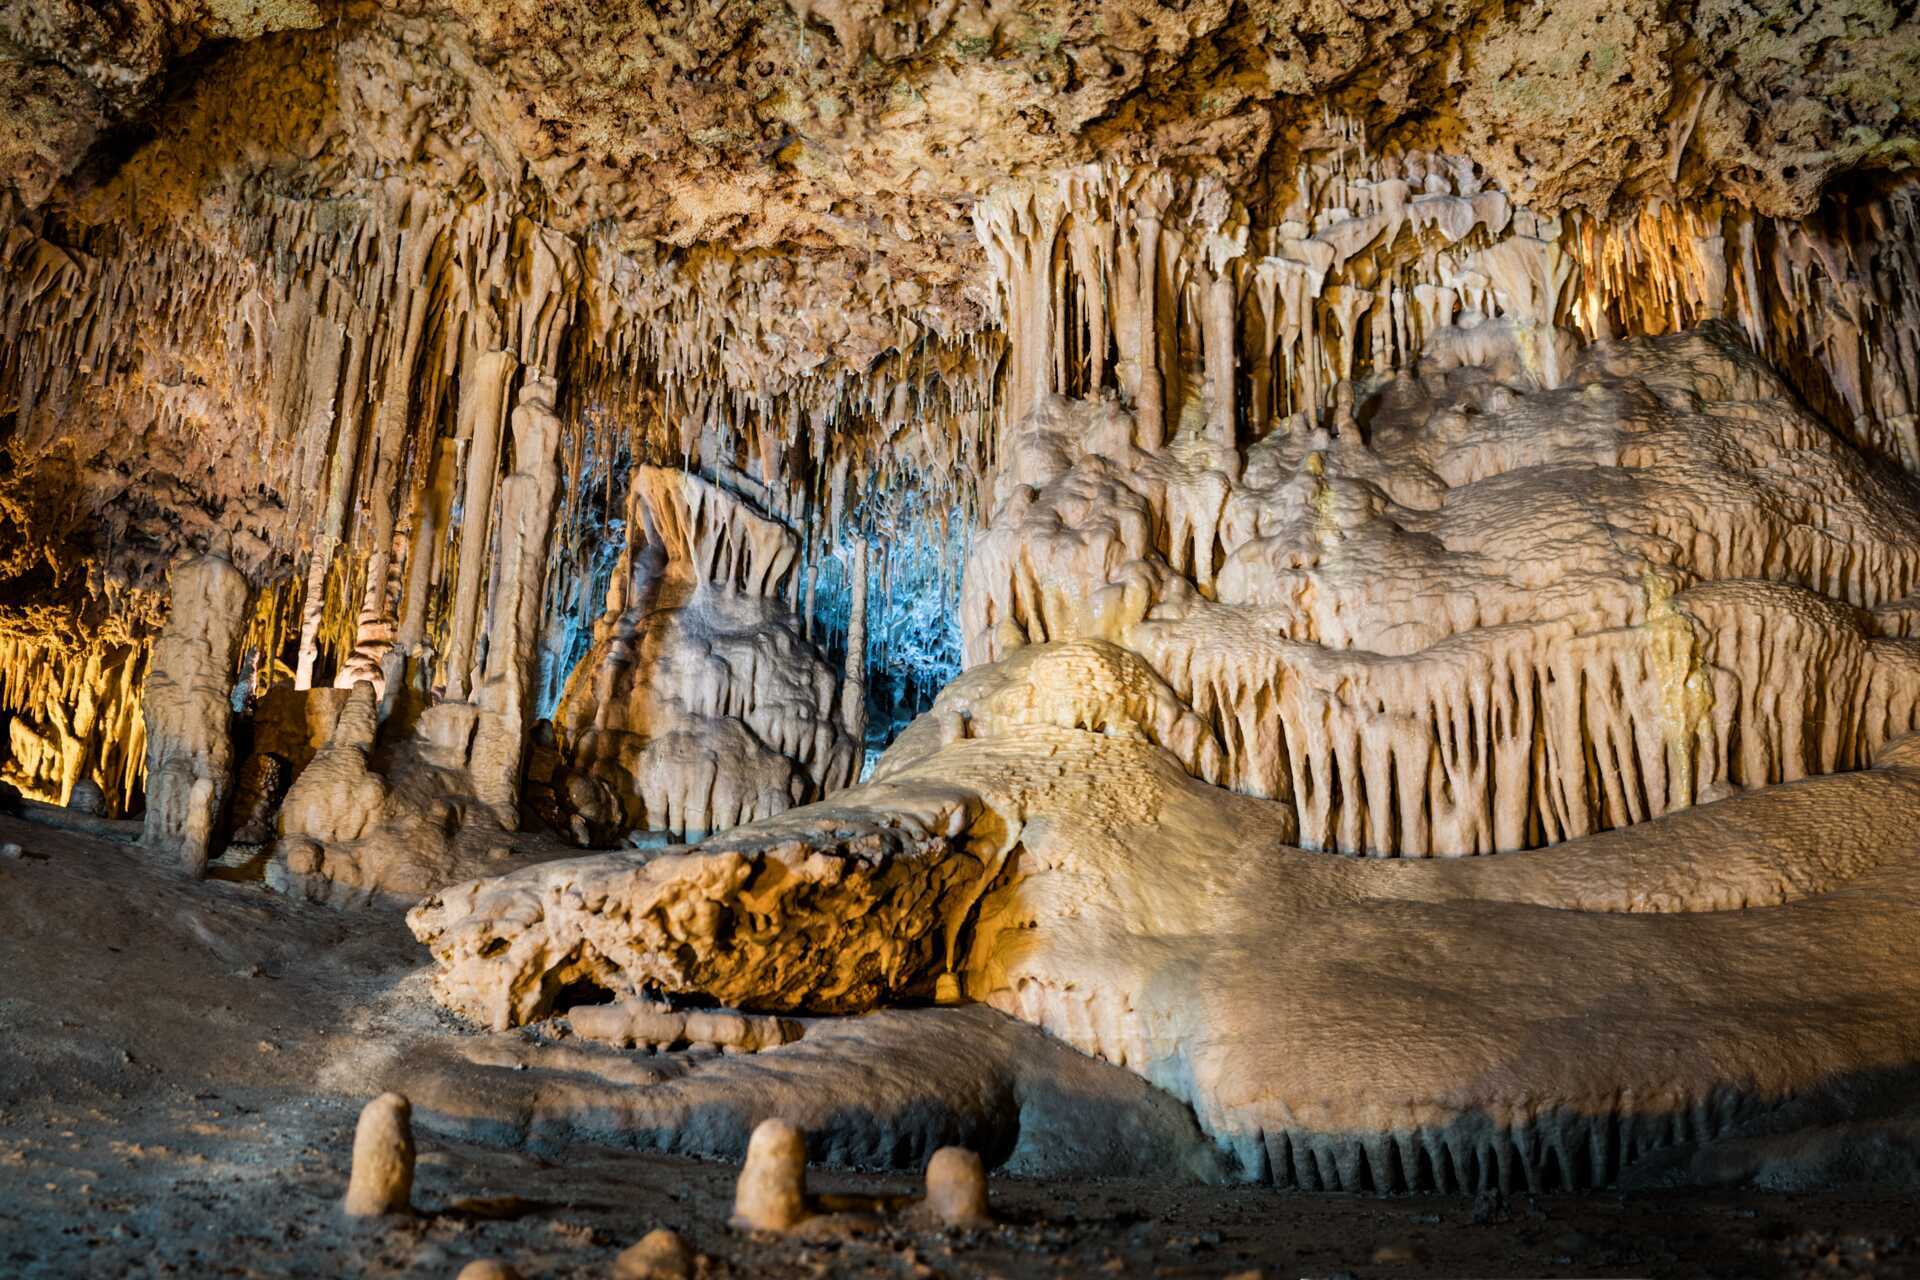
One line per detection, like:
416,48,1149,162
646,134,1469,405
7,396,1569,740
547,465,862,844
140,554,250,874
343,1091,416,1218
568,1001,804,1056
924,1147,991,1228
732,1118,809,1233
613,1229,694,1280
409,316,1920,1190
6,0,1920,1234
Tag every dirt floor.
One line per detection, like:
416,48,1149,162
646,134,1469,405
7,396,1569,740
3,812,1917,1279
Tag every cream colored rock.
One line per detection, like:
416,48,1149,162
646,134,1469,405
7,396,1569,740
418,685,1920,1190
569,1000,803,1054
274,682,387,847
963,326,1920,855
467,376,564,829
550,466,860,843
874,639,1229,793
408,322,1920,1190
342,1092,414,1217
141,554,251,875
612,1229,694,1280
265,684,538,908
731,1118,808,1233
923,1147,989,1228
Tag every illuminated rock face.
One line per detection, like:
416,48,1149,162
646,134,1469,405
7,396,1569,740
548,467,863,843
411,789,980,1030
413,326,1920,1188
964,324,1920,854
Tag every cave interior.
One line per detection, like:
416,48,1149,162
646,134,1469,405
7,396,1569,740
5,1,1920,1276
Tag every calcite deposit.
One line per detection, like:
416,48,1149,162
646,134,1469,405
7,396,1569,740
140,553,250,874
406,306,1920,1192
548,465,862,843
7,1,1920,1268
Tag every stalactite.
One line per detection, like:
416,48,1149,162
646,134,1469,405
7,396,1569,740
442,351,518,702
5,98,1917,843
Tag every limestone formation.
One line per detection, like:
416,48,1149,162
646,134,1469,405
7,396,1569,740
924,1147,990,1228
264,683,529,909
455,1262,520,1280
613,1230,694,1280
549,466,862,843
5,0,1920,1243
569,1001,804,1056
410,792,980,1029
65,779,105,817
409,323,1920,1192
140,556,251,875
342,1092,415,1218
731,1118,809,1233
226,753,289,845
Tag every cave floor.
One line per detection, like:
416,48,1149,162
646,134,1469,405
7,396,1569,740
2,813,1916,1280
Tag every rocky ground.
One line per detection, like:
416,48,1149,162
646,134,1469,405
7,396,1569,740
3,813,1918,1279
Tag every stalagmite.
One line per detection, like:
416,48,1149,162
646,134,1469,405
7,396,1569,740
273,682,388,848
385,437,458,715
141,555,251,875
342,1092,414,1218
923,1147,990,1228
547,466,859,843
290,319,356,692
468,377,563,828
66,780,105,816
613,1230,694,1280
1134,206,1167,450
455,1263,519,1280
731,1118,808,1233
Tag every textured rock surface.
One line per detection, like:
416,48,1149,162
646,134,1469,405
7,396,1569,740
6,0,1914,227
550,466,861,843
964,323,1920,853
413,326,1920,1189
342,1091,415,1217
417,667,1920,1190
139,554,250,873
410,788,984,1028
7,0,1920,1251
6,19,1919,827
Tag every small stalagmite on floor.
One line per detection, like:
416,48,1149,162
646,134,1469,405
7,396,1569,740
342,1092,415,1217
613,1229,695,1280
924,1146,991,1228
731,1117,808,1232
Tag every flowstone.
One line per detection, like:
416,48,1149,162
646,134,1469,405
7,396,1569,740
413,326,1920,1189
